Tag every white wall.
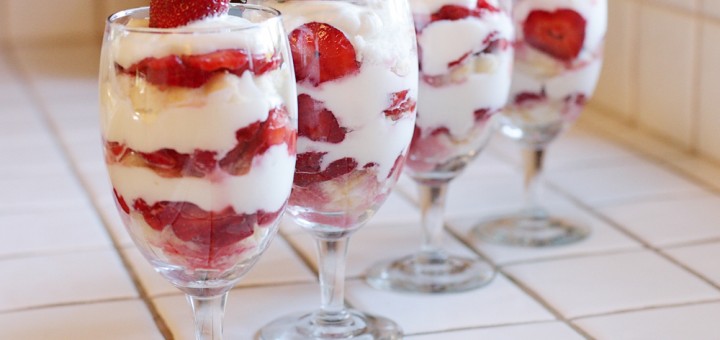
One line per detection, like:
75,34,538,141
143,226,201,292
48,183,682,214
2,0,717,162
593,0,720,162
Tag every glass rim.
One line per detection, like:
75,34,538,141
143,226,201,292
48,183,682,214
107,3,282,34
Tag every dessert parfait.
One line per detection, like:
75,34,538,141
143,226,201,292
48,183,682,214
267,0,419,232
407,0,514,178
100,1,297,286
501,0,607,146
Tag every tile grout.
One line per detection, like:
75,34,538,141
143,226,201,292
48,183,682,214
1,45,175,340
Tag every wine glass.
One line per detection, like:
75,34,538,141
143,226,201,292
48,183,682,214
99,5,297,339
365,0,514,293
472,0,607,246
253,0,418,338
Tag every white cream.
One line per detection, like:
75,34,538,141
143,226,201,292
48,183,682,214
103,71,291,154
417,13,513,76
416,53,512,137
109,144,294,214
113,16,282,68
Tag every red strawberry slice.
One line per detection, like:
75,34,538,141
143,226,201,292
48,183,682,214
297,94,347,143
220,106,295,176
119,49,281,89
523,9,586,62
431,5,473,21
289,22,360,86
384,89,416,121
149,0,230,28
294,152,358,187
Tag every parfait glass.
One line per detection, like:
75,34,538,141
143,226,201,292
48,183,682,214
472,0,607,246
99,5,297,339
365,0,514,293
255,0,418,338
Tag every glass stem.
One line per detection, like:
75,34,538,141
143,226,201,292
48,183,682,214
522,146,547,219
314,237,351,324
187,292,228,340
418,183,449,259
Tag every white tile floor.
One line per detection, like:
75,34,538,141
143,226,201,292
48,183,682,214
3,42,720,339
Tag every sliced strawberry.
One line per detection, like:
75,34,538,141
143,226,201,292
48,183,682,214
430,2,499,23
431,5,473,21
118,49,281,88
220,106,295,175
149,0,230,28
514,91,546,105
384,89,416,121
297,94,347,143
294,152,358,187
289,22,360,86
113,189,131,215
523,9,586,62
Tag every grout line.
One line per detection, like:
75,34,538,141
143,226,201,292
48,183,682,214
403,320,580,338
2,47,175,340
568,298,720,321
390,177,595,339
0,296,143,317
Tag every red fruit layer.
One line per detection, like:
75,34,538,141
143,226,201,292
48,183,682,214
429,1,499,23
523,9,586,62
289,22,360,86
149,0,230,29
384,89,417,121
117,49,282,89
294,152,358,187
119,194,282,268
106,106,295,178
297,94,347,143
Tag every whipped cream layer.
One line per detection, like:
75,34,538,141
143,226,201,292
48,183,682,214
109,144,294,214
113,16,282,69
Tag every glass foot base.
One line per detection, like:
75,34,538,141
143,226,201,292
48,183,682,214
258,309,402,340
365,253,495,293
472,214,590,247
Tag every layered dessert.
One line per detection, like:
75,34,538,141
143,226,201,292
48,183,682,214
502,0,606,145
100,4,297,273
266,1,419,229
407,0,514,176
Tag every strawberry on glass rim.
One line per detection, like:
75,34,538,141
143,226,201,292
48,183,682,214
149,0,231,28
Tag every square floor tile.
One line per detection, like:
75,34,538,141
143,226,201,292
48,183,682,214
0,249,137,312
663,241,720,286
0,300,163,340
542,127,640,171
0,206,111,258
574,302,720,340
449,201,642,265
504,251,720,318
547,160,706,207
346,275,555,335
600,194,720,247
153,283,319,340
406,321,584,339
284,221,480,279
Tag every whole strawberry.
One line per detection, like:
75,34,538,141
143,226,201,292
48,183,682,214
150,0,231,28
